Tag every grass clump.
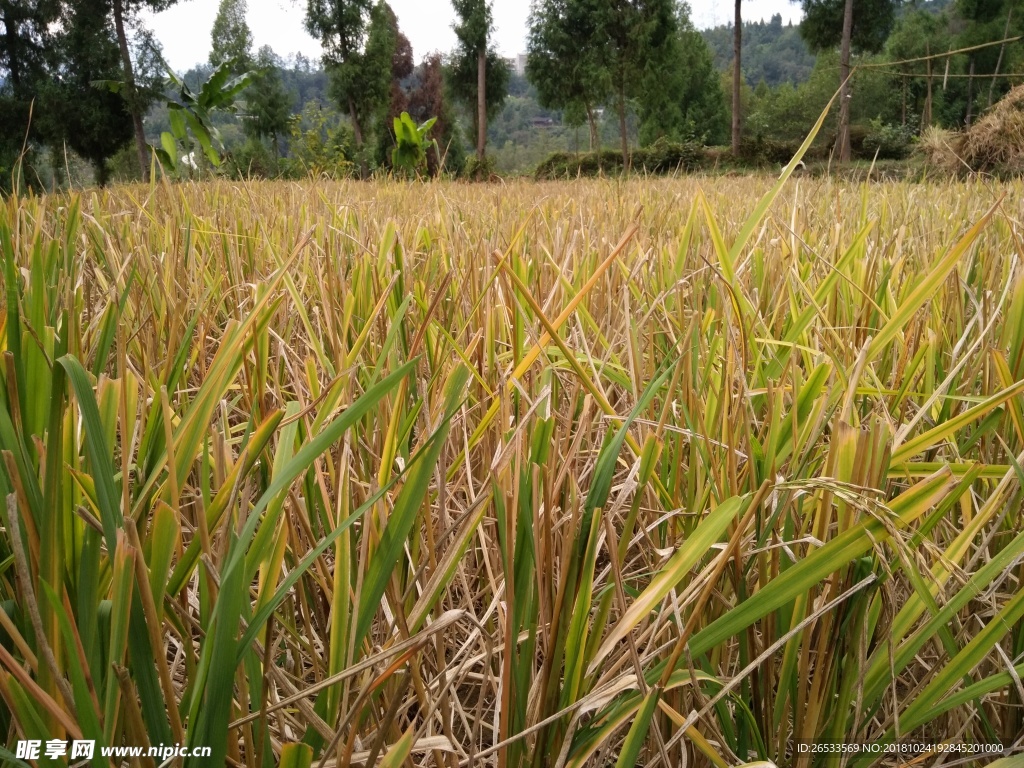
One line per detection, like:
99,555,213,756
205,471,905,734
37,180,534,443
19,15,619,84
0,175,1022,766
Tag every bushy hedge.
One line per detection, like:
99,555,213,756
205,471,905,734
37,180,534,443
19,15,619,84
534,139,703,179
737,137,804,165
227,138,278,179
739,122,913,165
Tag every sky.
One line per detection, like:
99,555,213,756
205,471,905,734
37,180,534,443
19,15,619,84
143,0,804,72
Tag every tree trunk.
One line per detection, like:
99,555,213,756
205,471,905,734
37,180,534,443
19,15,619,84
347,96,366,177
923,45,933,130
112,0,150,181
731,0,742,155
618,84,629,172
836,0,854,163
95,159,110,187
4,26,23,88
965,57,975,126
586,105,598,151
987,8,1012,108
901,67,907,125
477,48,487,163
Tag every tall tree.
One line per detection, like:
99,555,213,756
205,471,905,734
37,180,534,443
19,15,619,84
0,0,56,93
450,0,508,165
678,14,728,143
109,0,178,180
306,0,394,171
527,0,610,149
305,0,371,147
43,0,134,185
0,0,59,182
245,46,291,156
210,0,253,70
800,0,897,161
638,5,727,145
597,0,679,169
360,2,401,130
385,3,413,117
885,9,952,128
732,0,742,154
527,0,690,165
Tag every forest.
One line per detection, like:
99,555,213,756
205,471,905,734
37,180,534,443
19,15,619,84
1,0,1023,182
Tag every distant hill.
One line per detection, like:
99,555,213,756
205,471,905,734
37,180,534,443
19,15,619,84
905,0,953,15
701,13,816,87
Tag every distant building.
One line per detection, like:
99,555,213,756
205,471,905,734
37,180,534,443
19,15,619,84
502,54,528,77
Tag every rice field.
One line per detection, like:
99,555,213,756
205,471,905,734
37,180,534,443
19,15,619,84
0,174,1023,768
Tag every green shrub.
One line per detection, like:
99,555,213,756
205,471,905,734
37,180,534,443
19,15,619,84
737,137,803,165
282,101,355,179
534,140,704,179
828,124,873,159
463,155,498,181
107,145,145,184
634,137,703,173
862,119,916,160
737,136,835,166
229,138,277,179
534,150,621,179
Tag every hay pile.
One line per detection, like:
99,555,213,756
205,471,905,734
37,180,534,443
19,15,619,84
917,126,962,171
957,84,1024,172
923,85,1024,174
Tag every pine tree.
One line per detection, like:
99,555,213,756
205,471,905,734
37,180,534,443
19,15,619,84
371,3,414,168
596,0,679,169
210,0,254,71
637,5,728,146
526,0,610,149
245,46,291,156
45,0,134,185
0,0,59,185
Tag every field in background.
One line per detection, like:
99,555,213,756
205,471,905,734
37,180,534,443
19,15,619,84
0,176,1023,767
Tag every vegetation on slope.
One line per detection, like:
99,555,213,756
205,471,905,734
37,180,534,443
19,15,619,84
701,14,817,88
